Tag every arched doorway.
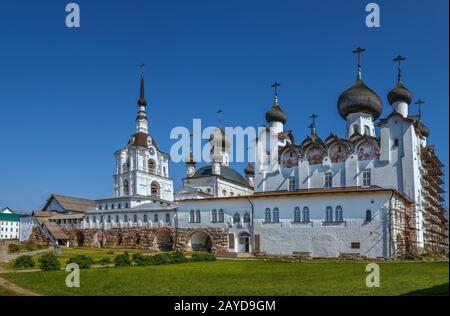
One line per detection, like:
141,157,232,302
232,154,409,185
190,231,213,252
156,230,173,252
76,231,85,247
238,232,251,253
93,231,106,248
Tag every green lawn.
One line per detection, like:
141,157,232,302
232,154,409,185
2,260,448,296
0,285,17,296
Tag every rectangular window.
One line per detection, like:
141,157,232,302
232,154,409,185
325,172,333,188
351,242,361,249
363,170,371,187
288,177,296,191
228,233,235,250
393,138,399,147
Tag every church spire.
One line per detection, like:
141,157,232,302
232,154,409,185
136,64,149,134
137,64,147,107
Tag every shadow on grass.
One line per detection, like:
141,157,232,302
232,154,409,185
401,283,449,296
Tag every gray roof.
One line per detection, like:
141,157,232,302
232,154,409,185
43,194,96,213
192,165,250,187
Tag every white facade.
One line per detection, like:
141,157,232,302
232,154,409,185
0,209,20,240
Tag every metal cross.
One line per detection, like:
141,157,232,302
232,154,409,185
353,47,366,68
217,109,223,127
393,55,406,83
140,64,145,76
415,99,425,121
309,114,318,134
271,82,281,96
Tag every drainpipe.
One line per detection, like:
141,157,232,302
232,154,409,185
246,197,255,255
174,207,179,252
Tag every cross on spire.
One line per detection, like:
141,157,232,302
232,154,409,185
308,114,318,134
272,82,281,95
217,109,223,128
140,64,145,78
353,47,366,80
271,82,281,104
415,99,425,121
393,55,406,84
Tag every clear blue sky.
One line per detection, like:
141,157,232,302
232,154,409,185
0,0,448,212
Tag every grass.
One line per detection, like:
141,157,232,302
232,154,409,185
2,259,448,296
0,285,17,296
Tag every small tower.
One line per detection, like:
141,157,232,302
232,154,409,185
266,82,287,134
337,47,383,138
245,163,255,187
136,64,149,134
210,127,231,171
186,134,196,178
387,55,413,118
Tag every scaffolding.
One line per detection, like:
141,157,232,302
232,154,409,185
389,193,418,257
420,146,449,255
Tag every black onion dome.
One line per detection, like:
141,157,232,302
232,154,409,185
388,82,413,105
244,163,255,176
338,79,383,120
266,101,287,124
418,121,430,138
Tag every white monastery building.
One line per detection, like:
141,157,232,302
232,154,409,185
1,208,21,240
22,50,448,258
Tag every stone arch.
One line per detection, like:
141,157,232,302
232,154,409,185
76,231,85,247
311,234,341,257
93,231,106,248
156,229,174,252
189,231,213,252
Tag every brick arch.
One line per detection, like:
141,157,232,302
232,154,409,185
189,230,213,252
93,231,107,248
75,230,85,247
155,228,174,252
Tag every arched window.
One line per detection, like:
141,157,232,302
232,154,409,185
148,159,156,173
353,124,359,134
218,209,224,223
196,210,201,223
265,208,271,223
133,214,138,222
233,213,241,223
124,215,128,222
325,206,333,222
335,206,343,222
165,213,170,223
272,208,280,223
151,181,160,198
365,210,372,222
211,209,217,223
143,214,148,222
154,214,159,222
293,207,301,223
123,179,129,195
115,215,119,223
364,125,370,136
302,207,310,223
189,210,195,223
243,212,251,223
